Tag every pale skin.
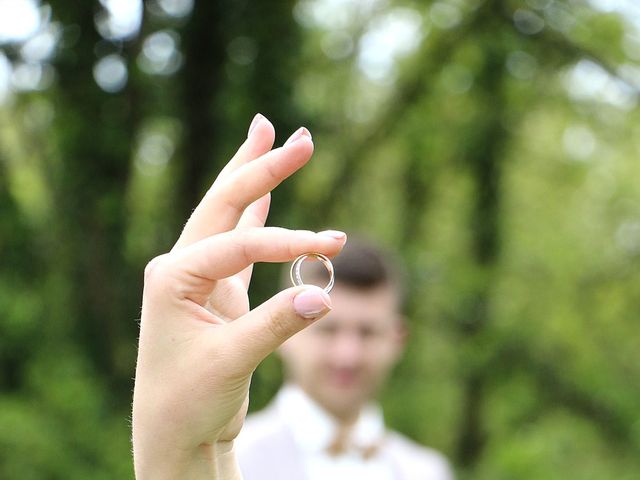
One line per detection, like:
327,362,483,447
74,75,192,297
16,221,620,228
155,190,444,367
132,114,347,479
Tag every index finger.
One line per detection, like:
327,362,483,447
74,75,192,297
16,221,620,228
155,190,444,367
170,227,347,305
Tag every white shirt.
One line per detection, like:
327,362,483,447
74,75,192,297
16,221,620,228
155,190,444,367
237,384,454,480
273,384,396,480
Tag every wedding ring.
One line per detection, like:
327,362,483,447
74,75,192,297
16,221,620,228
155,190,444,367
290,253,335,293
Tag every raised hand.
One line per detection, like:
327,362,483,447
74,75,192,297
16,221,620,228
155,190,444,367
132,114,346,479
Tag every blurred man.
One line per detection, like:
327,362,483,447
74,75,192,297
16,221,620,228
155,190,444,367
236,238,453,480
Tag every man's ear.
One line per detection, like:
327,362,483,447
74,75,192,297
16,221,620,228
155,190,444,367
393,314,409,356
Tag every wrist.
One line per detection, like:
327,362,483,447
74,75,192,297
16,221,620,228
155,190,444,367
134,442,241,480
215,441,243,480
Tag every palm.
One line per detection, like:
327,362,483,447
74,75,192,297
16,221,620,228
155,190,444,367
206,276,251,322
174,273,254,442
205,276,253,440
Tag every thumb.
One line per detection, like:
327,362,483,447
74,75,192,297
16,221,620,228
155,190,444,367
228,286,332,370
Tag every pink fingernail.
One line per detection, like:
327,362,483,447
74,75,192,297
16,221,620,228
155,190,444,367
318,230,347,241
284,127,312,146
248,113,264,137
294,288,332,319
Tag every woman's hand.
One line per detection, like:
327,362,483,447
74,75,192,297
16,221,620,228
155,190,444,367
132,114,346,479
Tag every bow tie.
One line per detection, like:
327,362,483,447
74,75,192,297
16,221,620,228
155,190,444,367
326,424,384,459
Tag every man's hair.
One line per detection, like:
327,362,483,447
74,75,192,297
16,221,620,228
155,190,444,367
298,236,405,307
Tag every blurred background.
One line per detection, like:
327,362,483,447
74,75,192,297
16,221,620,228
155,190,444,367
1,0,639,478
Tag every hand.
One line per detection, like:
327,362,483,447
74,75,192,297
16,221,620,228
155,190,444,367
132,114,346,479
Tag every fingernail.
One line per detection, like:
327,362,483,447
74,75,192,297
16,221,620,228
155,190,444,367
247,113,264,137
318,230,347,242
284,127,312,146
294,288,332,319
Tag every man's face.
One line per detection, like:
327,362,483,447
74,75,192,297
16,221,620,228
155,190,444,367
279,282,405,421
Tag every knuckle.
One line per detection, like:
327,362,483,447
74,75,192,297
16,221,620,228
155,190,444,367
221,193,245,218
219,176,251,214
263,157,280,182
143,254,171,291
264,309,292,342
144,255,161,281
231,229,253,265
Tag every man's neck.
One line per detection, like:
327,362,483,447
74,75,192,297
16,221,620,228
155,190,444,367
296,384,362,426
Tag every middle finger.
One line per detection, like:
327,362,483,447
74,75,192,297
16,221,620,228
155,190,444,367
173,128,313,250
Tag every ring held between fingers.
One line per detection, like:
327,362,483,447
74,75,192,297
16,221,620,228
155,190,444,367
169,227,346,294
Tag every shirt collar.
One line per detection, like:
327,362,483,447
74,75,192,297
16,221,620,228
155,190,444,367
275,384,386,454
